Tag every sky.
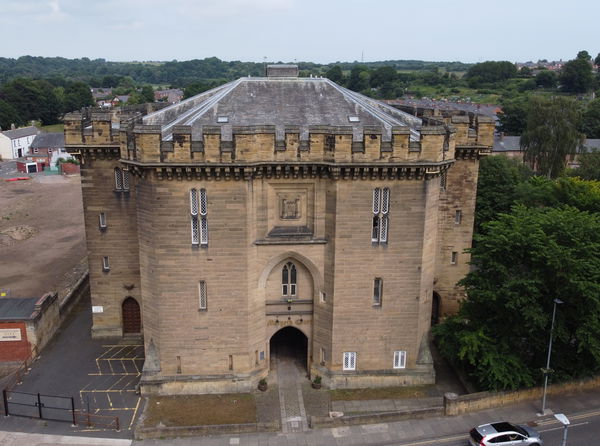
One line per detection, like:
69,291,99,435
1,0,599,64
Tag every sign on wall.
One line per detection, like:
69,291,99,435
0,328,22,341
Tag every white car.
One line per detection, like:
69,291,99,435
468,421,543,446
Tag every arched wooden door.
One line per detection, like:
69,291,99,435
122,297,141,334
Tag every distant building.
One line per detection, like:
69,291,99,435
154,89,183,104
0,126,40,160
65,66,494,395
29,132,67,166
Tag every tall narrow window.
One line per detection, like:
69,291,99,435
114,167,130,192
122,169,130,191
190,188,208,246
393,351,407,369
455,210,462,225
343,352,356,371
198,281,207,310
320,347,327,365
114,167,123,190
373,278,383,306
99,212,107,230
440,171,447,190
372,187,390,244
102,256,110,272
282,262,297,297
451,251,458,264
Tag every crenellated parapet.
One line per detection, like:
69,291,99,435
65,111,457,167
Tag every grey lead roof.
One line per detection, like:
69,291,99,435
143,77,422,142
0,297,37,320
30,132,64,149
1,126,39,140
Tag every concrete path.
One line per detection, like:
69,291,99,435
0,430,131,446
274,344,309,433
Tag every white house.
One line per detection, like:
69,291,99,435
0,126,40,160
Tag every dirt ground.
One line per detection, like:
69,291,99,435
0,172,87,300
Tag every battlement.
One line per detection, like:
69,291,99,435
64,111,457,165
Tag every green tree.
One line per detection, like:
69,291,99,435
577,50,592,61
0,99,20,130
325,65,344,84
498,96,529,135
521,96,583,178
464,61,518,87
434,205,600,391
535,70,557,89
569,150,600,181
347,65,370,92
582,98,600,138
559,58,594,93
474,155,532,235
63,81,94,113
140,85,155,103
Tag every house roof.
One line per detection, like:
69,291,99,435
493,135,522,152
0,297,37,320
31,132,65,149
2,126,39,140
493,136,600,154
143,75,423,142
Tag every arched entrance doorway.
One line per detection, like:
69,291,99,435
122,297,141,334
270,326,308,372
431,292,441,325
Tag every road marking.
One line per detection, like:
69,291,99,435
539,421,589,433
389,434,466,445
129,396,141,429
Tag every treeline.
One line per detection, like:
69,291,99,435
0,78,94,129
0,56,471,87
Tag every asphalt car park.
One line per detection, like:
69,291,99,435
4,295,143,438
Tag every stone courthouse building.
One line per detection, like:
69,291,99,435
64,65,493,395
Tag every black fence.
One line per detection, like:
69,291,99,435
2,389,75,425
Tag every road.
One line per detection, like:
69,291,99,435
384,409,600,446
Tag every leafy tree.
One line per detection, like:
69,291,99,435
515,176,600,213
347,65,370,92
582,98,600,138
569,150,600,181
474,155,532,235
595,53,600,67
577,50,592,61
464,61,517,87
535,70,557,89
140,85,155,103
434,204,600,391
0,77,60,125
521,96,583,178
519,66,532,77
63,81,94,113
498,96,529,135
560,58,594,93
325,65,344,84
0,99,20,130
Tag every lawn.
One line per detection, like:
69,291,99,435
330,385,433,401
142,393,257,427
40,123,64,133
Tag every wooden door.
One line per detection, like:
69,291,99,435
122,297,141,334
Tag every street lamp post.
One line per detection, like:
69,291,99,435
540,298,563,415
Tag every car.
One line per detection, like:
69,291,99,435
468,421,544,446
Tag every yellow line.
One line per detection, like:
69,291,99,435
101,344,143,347
129,397,141,430
88,373,139,376
79,389,137,393
394,434,466,446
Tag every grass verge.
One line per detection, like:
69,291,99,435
330,385,433,401
143,393,256,427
